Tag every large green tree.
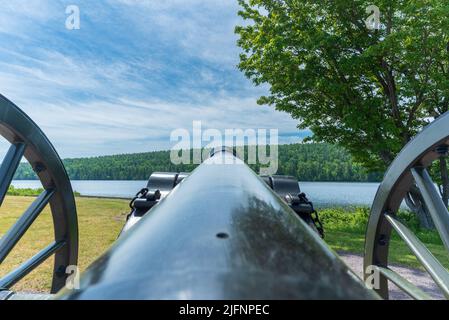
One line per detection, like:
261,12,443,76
236,0,449,223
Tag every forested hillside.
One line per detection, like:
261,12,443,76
14,143,382,182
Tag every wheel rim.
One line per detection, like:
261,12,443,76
0,94,78,293
364,112,449,299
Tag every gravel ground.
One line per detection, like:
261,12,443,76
339,252,445,300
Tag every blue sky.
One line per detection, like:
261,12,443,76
0,0,308,158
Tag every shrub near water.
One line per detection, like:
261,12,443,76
7,185,43,196
7,185,81,197
320,207,440,243
320,207,370,233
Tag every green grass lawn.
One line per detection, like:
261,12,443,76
0,195,129,292
1,196,448,293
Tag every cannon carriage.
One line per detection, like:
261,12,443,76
0,94,448,300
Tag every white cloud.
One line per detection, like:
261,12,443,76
1,93,299,158
0,0,304,160
0,1,59,36
112,0,241,66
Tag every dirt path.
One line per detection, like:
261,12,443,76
339,252,445,300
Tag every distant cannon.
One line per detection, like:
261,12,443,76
0,94,448,300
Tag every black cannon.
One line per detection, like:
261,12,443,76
1,94,449,300
58,148,372,299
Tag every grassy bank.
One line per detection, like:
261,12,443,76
7,185,81,197
0,196,448,293
321,207,449,269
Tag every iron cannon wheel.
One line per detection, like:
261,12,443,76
0,94,78,293
364,112,449,300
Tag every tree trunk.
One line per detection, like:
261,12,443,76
439,157,449,207
405,185,434,230
404,158,448,230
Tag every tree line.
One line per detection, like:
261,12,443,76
13,143,383,182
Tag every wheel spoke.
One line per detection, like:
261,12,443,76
0,241,65,290
0,189,55,264
384,213,449,298
0,95,78,293
0,143,26,206
373,265,431,300
411,167,449,252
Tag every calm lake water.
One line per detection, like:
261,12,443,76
11,180,380,208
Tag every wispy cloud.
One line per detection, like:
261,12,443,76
0,0,306,159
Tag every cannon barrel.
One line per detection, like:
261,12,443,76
58,150,377,299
